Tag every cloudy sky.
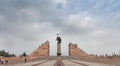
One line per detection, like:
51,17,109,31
0,0,120,56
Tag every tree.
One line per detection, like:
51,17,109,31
0,50,16,57
105,54,108,57
23,52,27,57
20,52,27,57
119,50,120,56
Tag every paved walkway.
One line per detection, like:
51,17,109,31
1,59,116,66
67,59,116,66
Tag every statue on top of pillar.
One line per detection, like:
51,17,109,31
56,33,62,44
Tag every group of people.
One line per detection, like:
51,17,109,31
0,57,27,65
0,57,8,64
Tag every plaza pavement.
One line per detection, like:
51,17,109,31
0,59,116,66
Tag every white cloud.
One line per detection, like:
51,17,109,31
69,14,95,29
59,12,120,55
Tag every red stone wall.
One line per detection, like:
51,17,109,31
30,41,49,57
69,42,91,58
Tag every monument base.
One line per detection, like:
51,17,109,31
57,53,61,56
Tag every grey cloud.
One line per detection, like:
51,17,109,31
0,0,58,55
0,0,56,23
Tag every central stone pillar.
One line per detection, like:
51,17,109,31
56,34,62,56
57,43,61,56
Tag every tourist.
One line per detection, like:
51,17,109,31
0,58,1,64
5,57,9,64
24,57,27,63
1,58,4,64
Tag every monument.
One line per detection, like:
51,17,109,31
69,42,92,58
30,41,49,57
56,34,62,56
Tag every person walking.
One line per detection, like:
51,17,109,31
24,57,27,63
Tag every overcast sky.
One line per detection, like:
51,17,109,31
0,0,120,56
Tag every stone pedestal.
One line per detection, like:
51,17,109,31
57,43,61,56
